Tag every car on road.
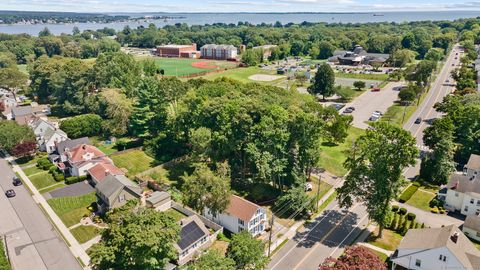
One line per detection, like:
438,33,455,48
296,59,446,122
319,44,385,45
371,87,381,92
304,183,313,192
330,103,345,111
343,107,355,113
415,117,422,124
5,189,16,198
12,176,22,186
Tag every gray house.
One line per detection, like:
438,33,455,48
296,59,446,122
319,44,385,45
95,174,143,212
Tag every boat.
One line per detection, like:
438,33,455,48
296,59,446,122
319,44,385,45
373,14,384,16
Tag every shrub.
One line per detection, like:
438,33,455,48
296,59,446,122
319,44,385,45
440,209,446,214
53,172,65,182
399,207,407,215
397,214,405,233
399,185,419,203
429,198,445,208
48,165,57,174
217,233,231,242
36,158,51,170
400,219,409,236
406,213,416,221
390,213,399,230
391,205,399,212
431,207,439,214
65,176,86,185
412,181,421,187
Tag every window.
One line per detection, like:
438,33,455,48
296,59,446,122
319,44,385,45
238,218,244,226
238,226,243,232
415,259,421,267
465,206,469,212
439,255,447,261
471,199,475,204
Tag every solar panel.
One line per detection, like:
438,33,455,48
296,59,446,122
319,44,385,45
177,221,206,250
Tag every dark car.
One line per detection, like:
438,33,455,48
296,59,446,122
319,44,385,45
12,176,22,186
415,117,422,124
5,189,15,198
344,107,355,113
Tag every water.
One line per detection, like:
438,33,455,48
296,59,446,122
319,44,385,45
0,11,479,36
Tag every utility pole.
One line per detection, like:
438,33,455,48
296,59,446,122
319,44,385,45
316,175,322,212
267,214,275,257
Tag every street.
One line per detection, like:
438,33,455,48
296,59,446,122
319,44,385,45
0,157,82,270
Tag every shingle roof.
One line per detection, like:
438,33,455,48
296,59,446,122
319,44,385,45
56,137,91,156
12,105,33,117
87,163,124,182
447,173,480,195
396,225,480,269
67,144,105,163
95,174,142,204
465,215,480,232
226,195,260,222
177,215,209,251
146,191,171,205
467,154,480,171
43,128,67,142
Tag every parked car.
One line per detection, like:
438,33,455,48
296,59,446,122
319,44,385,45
5,189,15,198
304,183,313,192
12,176,22,186
343,107,355,113
415,117,422,124
369,115,380,122
373,111,383,116
371,88,380,92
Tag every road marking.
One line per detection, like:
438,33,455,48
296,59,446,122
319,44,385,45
326,214,370,257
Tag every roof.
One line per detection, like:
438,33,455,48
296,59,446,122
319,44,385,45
87,163,124,182
146,191,171,205
158,44,194,49
31,118,55,131
396,225,480,269
56,137,91,156
201,44,236,50
225,195,261,222
12,105,34,117
447,173,480,196
67,144,105,163
467,154,480,171
465,215,480,232
177,215,209,251
96,174,142,204
43,127,67,142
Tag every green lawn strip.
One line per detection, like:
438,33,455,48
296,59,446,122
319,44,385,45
406,189,436,212
367,228,403,251
318,126,365,176
23,166,46,176
307,177,333,201
366,247,389,262
111,149,155,178
47,192,96,227
0,237,10,270
201,67,282,84
39,182,67,194
334,72,389,81
29,171,58,190
270,238,289,257
70,226,100,244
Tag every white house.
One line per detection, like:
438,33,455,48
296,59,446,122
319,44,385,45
175,215,216,266
200,44,237,60
65,144,111,177
204,195,267,237
463,215,480,242
29,118,56,137
53,137,91,163
37,127,69,154
444,154,480,216
390,225,480,270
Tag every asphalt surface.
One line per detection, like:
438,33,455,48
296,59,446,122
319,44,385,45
46,181,93,199
267,200,368,270
0,157,82,270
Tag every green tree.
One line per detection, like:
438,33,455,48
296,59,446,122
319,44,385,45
424,48,445,62
0,52,17,68
227,231,267,270
308,63,335,100
242,48,263,66
89,204,180,270
353,81,366,91
60,114,103,138
0,67,28,92
275,186,311,216
318,41,335,59
99,88,133,136
390,49,416,67
398,88,417,104
38,27,52,37
337,122,418,237
188,250,235,270
0,120,35,152
181,164,232,215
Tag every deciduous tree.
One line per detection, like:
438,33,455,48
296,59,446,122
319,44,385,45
227,231,267,270
308,63,335,100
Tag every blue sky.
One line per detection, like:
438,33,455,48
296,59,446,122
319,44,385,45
1,0,480,13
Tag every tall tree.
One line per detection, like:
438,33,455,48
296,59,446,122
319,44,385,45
99,88,133,136
227,231,267,270
308,63,335,100
188,250,235,270
337,122,418,237
0,120,35,153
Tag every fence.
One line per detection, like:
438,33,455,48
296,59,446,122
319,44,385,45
135,155,189,184
171,201,223,233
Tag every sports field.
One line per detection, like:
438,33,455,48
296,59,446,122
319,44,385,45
139,57,238,76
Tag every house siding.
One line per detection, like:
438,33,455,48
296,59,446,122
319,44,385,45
462,226,480,242
392,247,464,270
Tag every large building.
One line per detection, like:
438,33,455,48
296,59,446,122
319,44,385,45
156,44,200,58
328,45,389,66
200,44,237,60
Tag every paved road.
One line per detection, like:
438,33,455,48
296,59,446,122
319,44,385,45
403,45,461,179
0,157,82,270
267,200,368,270
340,81,403,129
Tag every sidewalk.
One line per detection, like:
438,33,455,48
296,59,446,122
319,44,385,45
4,153,91,269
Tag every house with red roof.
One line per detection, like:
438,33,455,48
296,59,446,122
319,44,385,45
87,162,125,186
203,194,267,236
65,144,112,177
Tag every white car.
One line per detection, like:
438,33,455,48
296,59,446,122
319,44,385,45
304,183,313,192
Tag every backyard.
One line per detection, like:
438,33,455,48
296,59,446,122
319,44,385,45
47,192,97,227
70,225,100,244
110,149,156,178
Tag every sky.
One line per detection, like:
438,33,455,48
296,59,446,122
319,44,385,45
1,0,480,13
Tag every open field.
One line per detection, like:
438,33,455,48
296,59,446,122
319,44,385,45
318,127,365,176
47,192,96,227
111,149,155,178
70,225,100,244
137,56,237,76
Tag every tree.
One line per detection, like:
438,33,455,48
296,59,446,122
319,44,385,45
0,52,17,68
181,164,232,215
188,250,235,270
10,141,37,158
89,203,180,270
100,89,133,137
319,245,387,270
242,48,263,66
227,231,267,270
353,81,366,91
424,48,445,62
398,88,416,104
275,186,311,216
308,63,335,100
0,67,28,92
0,120,35,152
326,113,353,144
318,41,335,59
141,59,161,76
337,122,418,237
38,27,52,37
60,114,103,138
390,49,416,67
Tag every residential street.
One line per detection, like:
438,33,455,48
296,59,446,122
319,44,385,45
0,157,82,270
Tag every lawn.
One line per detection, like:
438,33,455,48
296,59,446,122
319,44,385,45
335,72,389,81
380,90,427,127
111,149,155,178
29,171,58,190
23,166,46,176
47,192,96,227
201,66,284,84
0,237,10,270
142,159,192,188
367,227,403,251
210,240,230,255
318,126,365,176
137,56,237,77
90,136,118,155
16,153,47,167
406,189,436,212
164,209,187,222
307,176,333,200
39,182,67,194
70,225,100,244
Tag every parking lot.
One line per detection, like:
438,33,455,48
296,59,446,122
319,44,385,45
340,81,403,129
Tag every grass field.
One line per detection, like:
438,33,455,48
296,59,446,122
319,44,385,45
29,171,58,190
318,127,365,176
70,225,100,244
111,149,155,178
137,57,237,77
39,183,67,194
47,192,96,227
201,67,284,84
406,189,436,212
23,166,46,176
367,227,403,251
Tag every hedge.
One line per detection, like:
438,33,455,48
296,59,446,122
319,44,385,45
407,213,416,221
37,158,52,170
391,205,399,212
65,175,88,185
399,185,419,203
399,207,407,215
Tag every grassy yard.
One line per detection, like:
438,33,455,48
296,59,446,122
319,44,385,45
164,209,187,222
90,137,118,155
70,225,100,244
318,126,365,176
16,153,47,167
381,91,427,127
201,66,284,84
0,237,10,270
23,166,46,176
211,240,230,255
47,192,96,227
142,159,192,188
111,149,155,178
307,176,333,199
406,189,436,212
39,182,67,194
367,227,403,251
29,171,58,190
335,72,389,81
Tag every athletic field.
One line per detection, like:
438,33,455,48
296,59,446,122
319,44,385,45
141,57,238,77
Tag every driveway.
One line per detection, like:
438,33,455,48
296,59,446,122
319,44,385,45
45,181,94,199
341,81,403,129
393,202,464,228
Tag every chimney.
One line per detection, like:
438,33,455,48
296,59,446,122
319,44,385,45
105,169,110,176
451,232,459,243
82,144,86,150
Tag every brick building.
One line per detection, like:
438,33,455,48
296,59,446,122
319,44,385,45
156,44,200,58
